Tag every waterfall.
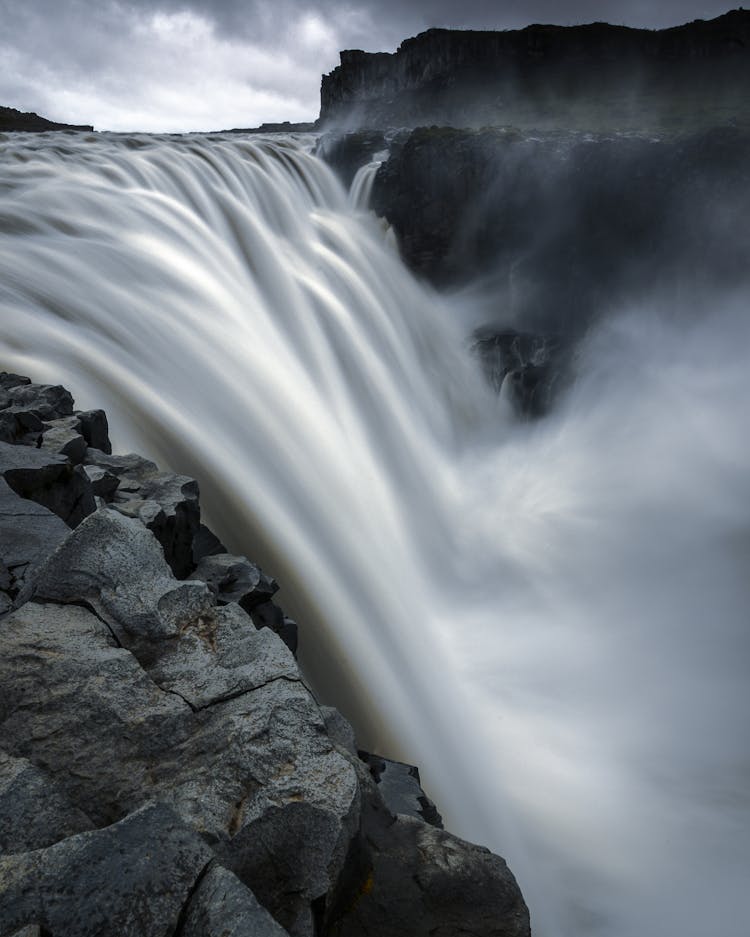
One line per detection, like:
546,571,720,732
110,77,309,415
0,130,748,937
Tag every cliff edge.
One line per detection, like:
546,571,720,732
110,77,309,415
320,9,750,132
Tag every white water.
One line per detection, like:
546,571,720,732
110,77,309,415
1,131,748,937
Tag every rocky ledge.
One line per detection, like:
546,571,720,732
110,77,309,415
0,106,94,133
0,371,530,937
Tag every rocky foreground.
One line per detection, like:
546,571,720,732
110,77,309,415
0,372,530,937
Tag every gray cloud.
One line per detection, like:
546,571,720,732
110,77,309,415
0,1,739,131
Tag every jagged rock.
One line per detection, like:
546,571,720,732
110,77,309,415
320,706,357,755
81,464,119,498
320,12,750,132
0,373,31,390
0,106,93,133
251,600,298,656
0,803,212,937
6,926,41,937
40,415,88,464
316,131,387,188
192,523,227,564
146,602,299,710
0,440,95,527
23,508,213,643
3,588,362,936
358,751,443,828
328,810,529,937
84,448,158,482
182,863,291,937
0,478,69,601
1,383,74,421
195,552,278,611
110,471,200,577
75,409,111,453
0,752,94,854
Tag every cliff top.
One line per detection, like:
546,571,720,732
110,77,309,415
0,105,94,133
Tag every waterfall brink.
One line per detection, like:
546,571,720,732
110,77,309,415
1,131,749,937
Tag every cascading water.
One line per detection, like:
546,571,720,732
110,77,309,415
0,131,748,937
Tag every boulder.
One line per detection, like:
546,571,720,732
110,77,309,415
192,522,227,563
195,552,278,611
0,478,70,603
1,383,74,421
75,409,111,453
0,752,94,854
358,751,443,828
39,415,88,464
110,471,200,577
251,600,299,656
0,440,95,527
0,803,212,937
328,810,530,937
182,863,291,937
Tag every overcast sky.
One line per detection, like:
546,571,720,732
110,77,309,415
0,1,739,132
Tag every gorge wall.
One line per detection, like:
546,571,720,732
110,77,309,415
320,10,750,132
0,106,93,133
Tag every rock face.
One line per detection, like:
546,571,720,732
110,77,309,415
0,106,93,133
0,373,530,937
320,11,750,133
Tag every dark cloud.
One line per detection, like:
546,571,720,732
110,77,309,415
0,0,739,130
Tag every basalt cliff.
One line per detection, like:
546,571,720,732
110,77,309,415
320,9,750,133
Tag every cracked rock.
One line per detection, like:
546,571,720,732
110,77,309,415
0,751,94,855
195,552,278,611
0,440,95,528
0,478,69,601
182,863,291,937
0,803,212,937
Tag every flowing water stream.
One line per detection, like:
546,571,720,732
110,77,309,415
0,131,748,937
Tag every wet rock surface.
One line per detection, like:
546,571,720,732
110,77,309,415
0,374,530,937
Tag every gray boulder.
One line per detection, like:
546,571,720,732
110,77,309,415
0,478,69,604
328,810,530,937
39,415,88,464
182,863,291,937
0,382,73,421
23,509,213,643
195,552,278,611
0,752,94,854
359,751,443,828
0,440,95,527
75,409,111,453
0,803,212,937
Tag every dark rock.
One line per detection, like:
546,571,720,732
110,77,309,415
75,409,111,453
251,600,299,656
195,552,278,611
110,471,200,577
1,383,74,421
0,803,212,937
328,810,529,937
81,464,119,499
192,522,227,563
0,478,70,599
0,752,94,854
371,125,750,340
84,448,158,482
320,706,357,755
40,415,88,465
320,12,750,133
358,751,443,828
316,131,387,188
473,329,566,417
0,440,95,528
0,106,93,133
181,863,291,937
0,374,31,390
23,508,214,644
